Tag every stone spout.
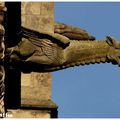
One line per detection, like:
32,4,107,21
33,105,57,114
5,27,120,72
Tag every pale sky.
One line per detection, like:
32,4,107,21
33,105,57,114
52,2,120,118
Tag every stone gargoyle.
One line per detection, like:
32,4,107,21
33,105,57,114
6,22,120,72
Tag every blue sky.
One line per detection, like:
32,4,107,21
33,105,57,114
52,2,120,118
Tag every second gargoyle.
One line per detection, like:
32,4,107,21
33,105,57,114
6,22,120,72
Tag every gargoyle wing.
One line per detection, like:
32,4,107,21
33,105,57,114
6,26,70,68
54,22,95,41
21,26,70,48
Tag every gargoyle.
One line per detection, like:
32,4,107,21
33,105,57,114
6,23,120,72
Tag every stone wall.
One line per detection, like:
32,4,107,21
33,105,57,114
21,2,54,33
21,2,54,103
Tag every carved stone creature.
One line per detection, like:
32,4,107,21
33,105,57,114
6,24,120,72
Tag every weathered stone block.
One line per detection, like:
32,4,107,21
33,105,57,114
21,15,54,33
21,72,51,100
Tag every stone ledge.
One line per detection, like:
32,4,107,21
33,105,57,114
6,99,58,118
21,98,58,109
6,109,51,118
